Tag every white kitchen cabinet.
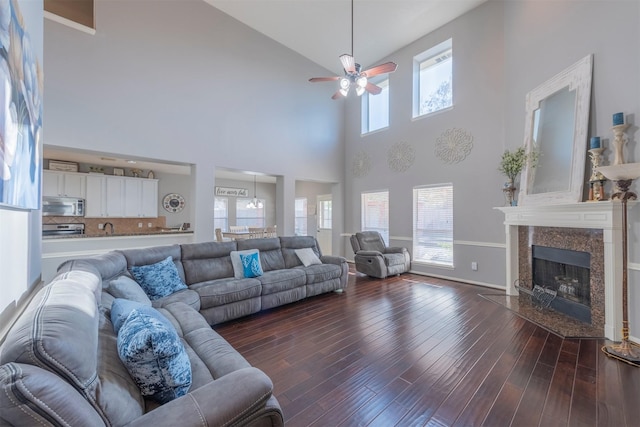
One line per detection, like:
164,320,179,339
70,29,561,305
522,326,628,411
105,177,125,217
124,178,158,217
85,175,106,217
43,170,86,198
85,175,157,218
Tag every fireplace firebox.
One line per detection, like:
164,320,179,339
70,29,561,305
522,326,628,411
532,245,591,323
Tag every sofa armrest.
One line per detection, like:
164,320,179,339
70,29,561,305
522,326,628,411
384,247,408,254
355,250,384,257
124,367,282,427
320,255,347,266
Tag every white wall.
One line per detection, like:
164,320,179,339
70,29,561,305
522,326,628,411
43,0,345,243
0,0,44,337
344,0,640,295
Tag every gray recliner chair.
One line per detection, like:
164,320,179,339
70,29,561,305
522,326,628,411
350,231,411,278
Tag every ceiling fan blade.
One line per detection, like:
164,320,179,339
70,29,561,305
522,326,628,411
331,90,344,100
361,61,398,77
309,76,340,82
339,54,356,74
365,82,382,95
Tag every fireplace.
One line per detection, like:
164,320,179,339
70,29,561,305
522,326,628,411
496,202,631,340
531,245,591,323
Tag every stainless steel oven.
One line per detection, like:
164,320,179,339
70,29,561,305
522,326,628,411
42,223,85,237
42,197,85,217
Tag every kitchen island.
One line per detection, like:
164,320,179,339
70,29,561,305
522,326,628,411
42,230,194,283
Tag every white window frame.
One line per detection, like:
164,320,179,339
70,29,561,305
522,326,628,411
413,38,453,119
361,190,389,245
295,197,308,236
361,77,390,135
214,197,228,231
412,183,454,268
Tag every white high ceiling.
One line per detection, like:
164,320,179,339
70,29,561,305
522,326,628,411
45,0,486,180
204,0,487,75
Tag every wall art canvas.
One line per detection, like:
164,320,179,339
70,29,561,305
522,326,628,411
0,0,42,209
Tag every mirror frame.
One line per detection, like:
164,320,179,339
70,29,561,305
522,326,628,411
519,54,593,206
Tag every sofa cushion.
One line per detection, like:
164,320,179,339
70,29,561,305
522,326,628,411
240,251,264,278
230,249,259,279
190,277,262,308
279,236,322,269
129,256,187,301
106,275,152,305
237,237,286,271
298,263,343,285
258,269,307,295
181,241,237,284
295,247,322,267
115,300,192,404
151,288,201,311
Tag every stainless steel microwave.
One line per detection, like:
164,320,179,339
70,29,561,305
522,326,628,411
42,197,85,217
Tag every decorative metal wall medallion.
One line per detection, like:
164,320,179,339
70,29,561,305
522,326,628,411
435,128,474,164
352,150,371,178
388,141,415,173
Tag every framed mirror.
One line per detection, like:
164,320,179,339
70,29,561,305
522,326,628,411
519,54,593,206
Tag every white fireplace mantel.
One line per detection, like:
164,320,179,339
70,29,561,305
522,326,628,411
495,201,636,341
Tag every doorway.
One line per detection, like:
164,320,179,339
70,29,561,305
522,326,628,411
316,194,332,255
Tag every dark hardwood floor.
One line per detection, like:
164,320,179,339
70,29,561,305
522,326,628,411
214,267,640,426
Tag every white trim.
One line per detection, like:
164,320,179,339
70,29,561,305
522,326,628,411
454,240,505,249
408,269,505,291
44,11,96,35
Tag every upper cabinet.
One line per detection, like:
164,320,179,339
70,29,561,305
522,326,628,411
43,170,86,198
85,175,158,218
124,178,158,217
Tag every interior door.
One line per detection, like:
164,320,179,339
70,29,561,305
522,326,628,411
316,194,332,255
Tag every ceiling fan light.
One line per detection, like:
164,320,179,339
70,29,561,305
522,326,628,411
339,87,349,97
356,75,367,88
355,86,365,96
339,77,350,90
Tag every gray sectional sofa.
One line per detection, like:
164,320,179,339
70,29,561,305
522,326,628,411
0,236,348,426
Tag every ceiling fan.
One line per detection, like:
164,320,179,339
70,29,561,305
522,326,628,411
309,0,397,100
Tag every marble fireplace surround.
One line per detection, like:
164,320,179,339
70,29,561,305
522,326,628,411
496,202,636,341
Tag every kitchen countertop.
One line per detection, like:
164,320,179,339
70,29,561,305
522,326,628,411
43,229,194,240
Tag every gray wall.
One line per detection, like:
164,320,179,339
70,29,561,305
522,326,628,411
344,0,640,293
43,0,345,242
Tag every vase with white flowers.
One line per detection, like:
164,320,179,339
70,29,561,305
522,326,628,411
498,146,539,206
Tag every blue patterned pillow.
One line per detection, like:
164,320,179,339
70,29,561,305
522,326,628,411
115,301,192,404
129,256,187,300
239,251,263,278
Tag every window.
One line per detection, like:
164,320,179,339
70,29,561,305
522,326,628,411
295,198,308,236
361,190,389,244
214,197,228,231
236,198,265,227
318,198,332,229
362,78,389,134
413,39,452,118
413,184,453,267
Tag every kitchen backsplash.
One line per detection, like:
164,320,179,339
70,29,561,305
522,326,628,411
43,216,170,236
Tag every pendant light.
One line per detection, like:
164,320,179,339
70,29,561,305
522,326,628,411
246,175,263,209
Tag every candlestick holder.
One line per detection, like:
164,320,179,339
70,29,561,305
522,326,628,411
597,163,640,366
612,124,630,165
588,147,606,201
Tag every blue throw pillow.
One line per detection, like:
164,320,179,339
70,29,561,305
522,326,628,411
129,256,187,301
239,251,263,278
115,302,192,404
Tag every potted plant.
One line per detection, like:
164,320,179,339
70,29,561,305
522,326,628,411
498,147,538,206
